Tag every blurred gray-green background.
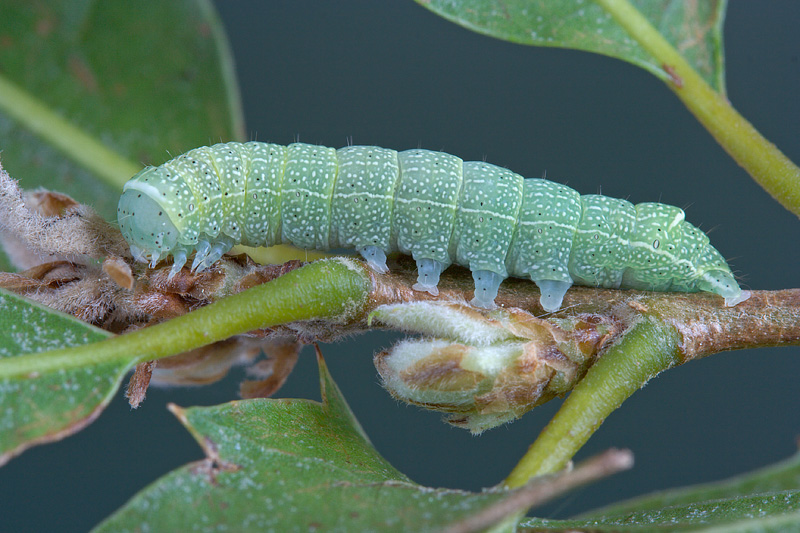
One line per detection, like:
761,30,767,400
2,1,799,531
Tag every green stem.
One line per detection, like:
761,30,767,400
504,317,680,488
0,259,370,378
595,0,800,217
0,74,139,190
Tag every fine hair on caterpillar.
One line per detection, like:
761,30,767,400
117,141,750,312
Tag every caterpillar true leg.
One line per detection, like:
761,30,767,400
168,250,188,279
198,242,228,271
191,240,212,271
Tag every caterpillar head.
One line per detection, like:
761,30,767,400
117,182,180,266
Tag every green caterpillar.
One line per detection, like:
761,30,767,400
117,141,749,311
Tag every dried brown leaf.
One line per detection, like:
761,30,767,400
126,360,156,408
103,256,134,290
239,337,301,398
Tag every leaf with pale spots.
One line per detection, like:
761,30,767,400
520,491,800,531
95,353,548,532
416,0,727,93
519,450,800,531
577,448,800,517
0,288,133,466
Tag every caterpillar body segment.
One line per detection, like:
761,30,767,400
117,141,749,311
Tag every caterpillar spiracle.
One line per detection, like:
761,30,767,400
117,141,749,312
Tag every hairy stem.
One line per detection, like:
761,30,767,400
0,74,140,189
595,0,800,217
504,316,680,488
0,259,370,377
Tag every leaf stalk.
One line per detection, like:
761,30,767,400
594,0,800,217
0,259,370,378
504,316,680,488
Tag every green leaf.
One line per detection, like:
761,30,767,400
0,288,135,466
520,492,800,531
517,451,800,531
0,0,244,221
0,259,372,467
95,354,538,532
581,449,800,517
415,0,727,93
